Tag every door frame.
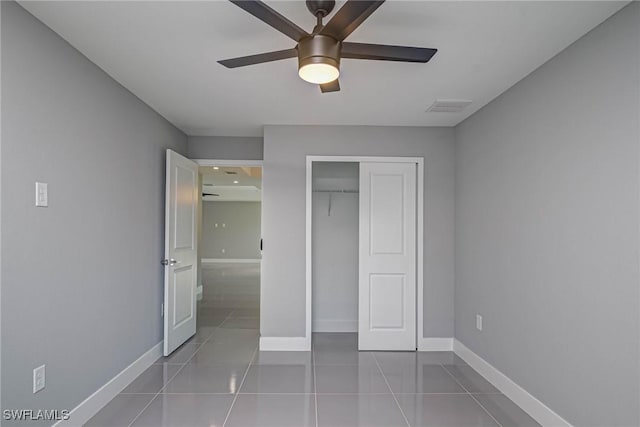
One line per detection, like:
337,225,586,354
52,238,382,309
305,156,424,350
195,160,264,168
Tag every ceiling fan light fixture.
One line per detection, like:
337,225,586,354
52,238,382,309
298,61,339,84
297,35,340,85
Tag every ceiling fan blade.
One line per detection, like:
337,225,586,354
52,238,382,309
341,42,437,63
218,48,298,68
229,0,309,41
320,79,340,93
319,0,385,41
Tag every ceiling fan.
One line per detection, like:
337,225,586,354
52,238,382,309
218,0,437,93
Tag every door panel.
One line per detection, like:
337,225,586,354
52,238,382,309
369,274,405,329
164,149,198,356
173,266,195,326
370,174,404,254
359,162,416,351
174,165,196,250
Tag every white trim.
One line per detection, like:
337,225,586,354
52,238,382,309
194,159,263,167
415,158,425,349
305,157,313,351
201,258,261,264
313,319,358,333
53,342,163,427
305,156,424,164
305,156,424,352
418,337,453,351
453,339,572,427
259,336,311,351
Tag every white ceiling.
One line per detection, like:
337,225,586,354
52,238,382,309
201,166,262,201
21,1,627,137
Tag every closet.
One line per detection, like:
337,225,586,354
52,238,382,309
311,162,360,333
308,158,419,351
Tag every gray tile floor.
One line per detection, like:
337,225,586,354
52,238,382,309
86,317,539,426
86,264,539,426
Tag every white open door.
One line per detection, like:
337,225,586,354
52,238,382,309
163,149,198,356
359,162,416,351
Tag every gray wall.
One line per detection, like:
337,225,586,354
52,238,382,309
454,3,639,426
1,2,187,423
188,136,263,160
201,201,262,259
262,126,455,337
312,163,359,332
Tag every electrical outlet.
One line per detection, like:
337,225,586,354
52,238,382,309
476,314,483,331
33,365,45,393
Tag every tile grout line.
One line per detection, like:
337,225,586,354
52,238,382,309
439,363,503,427
221,343,259,427
214,309,238,331
372,353,412,427
312,339,319,427
119,391,476,395
125,309,237,427
237,392,316,395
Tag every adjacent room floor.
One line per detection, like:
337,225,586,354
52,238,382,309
200,262,261,312
85,322,540,426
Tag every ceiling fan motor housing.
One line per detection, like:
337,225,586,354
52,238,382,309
297,35,341,72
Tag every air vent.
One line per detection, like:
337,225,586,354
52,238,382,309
426,99,472,113
225,171,238,175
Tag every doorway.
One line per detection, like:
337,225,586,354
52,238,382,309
196,161,262,332
306,156,424,351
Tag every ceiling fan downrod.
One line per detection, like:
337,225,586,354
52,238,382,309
306,0,336,20
307,0,335,34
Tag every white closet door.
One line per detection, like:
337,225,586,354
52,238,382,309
358,162,416,351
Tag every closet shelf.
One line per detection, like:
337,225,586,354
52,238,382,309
312,189,359,193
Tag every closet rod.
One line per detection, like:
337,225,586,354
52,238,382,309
312,189,359,193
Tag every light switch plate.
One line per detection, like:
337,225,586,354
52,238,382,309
35,182,48,207
33,364,45,393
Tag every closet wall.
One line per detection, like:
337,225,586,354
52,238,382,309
312,162,359,332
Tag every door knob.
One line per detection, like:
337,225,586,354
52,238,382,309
161,259,179,266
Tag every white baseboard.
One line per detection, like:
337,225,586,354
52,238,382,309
259,336,311,351
312,319,357,332
201,258,261,264
453,339,572,427
53,342,163,427
418,337,453,351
